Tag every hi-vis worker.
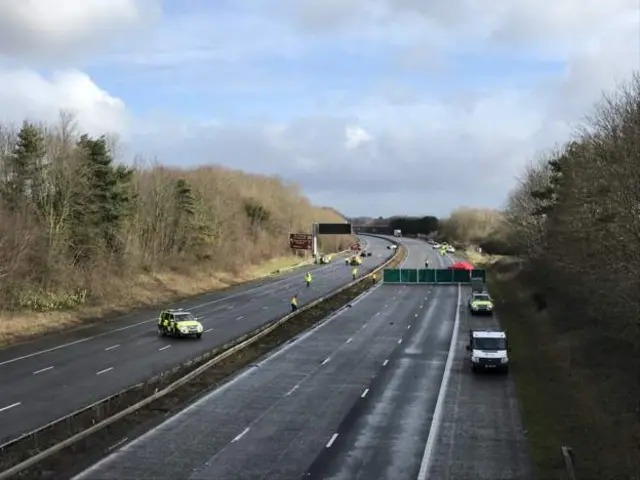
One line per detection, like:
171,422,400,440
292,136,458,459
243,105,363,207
305,272,312,288
371,272,377,285
290,295,298,312
352,267,358,280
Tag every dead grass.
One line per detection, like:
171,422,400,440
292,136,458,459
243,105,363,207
489,266,640,480
0,255,312,347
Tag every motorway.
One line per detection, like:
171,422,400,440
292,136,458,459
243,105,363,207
0,236,393,445
71,237,458,480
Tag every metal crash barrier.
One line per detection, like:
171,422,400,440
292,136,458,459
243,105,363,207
382,268,486,284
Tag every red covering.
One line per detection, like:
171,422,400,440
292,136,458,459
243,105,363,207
449,261,474,270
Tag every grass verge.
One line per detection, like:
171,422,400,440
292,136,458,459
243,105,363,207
488,266,640,480
0,254,317,347
1,245,406,479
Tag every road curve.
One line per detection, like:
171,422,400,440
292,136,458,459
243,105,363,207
0,236,393,445
69,236,457,480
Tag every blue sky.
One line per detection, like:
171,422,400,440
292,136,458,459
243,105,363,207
0,0,637,216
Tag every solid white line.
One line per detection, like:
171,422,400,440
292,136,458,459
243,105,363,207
417,283,461,480
321,357,331,365
104,344,120,351
361,388,369,398
33,366,54,374
159,345,171,351
326,433,339,448
346,337,353,344
0,402,20,413
107,437,128,451
96,367,113,375
231,427,249,443
382,359,389,366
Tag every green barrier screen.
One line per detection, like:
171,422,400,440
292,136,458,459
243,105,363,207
383,268,487,284
383,268,401,283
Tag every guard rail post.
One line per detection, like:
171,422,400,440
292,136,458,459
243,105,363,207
561,445,577,480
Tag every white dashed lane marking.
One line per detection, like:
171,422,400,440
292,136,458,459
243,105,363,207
326,433,339,448
159,345,171,351
361,388,369,398
382,359,389,366
33,366,54,375
231,427,249,443
105,344,120,351
0,402,21,413
96,367,113,375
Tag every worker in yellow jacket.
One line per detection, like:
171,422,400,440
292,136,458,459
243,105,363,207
290,295,298,312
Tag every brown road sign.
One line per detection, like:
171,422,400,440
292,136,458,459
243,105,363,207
289,233,312,250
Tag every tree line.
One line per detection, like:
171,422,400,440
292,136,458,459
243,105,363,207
0,113,352,312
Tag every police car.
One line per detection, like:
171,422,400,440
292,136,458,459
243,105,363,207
157,309,203,338
468,292,494,315
466,329,510,373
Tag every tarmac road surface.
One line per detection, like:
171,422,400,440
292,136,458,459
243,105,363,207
0,235,392,445
70,236,454,480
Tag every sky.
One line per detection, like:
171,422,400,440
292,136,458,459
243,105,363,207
0,0,638,217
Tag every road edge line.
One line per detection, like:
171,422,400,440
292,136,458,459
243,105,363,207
416,282,461,480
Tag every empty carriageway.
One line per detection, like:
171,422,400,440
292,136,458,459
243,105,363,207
70,237,456,480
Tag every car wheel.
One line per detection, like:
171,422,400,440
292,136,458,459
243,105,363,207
503,366,509,374
196,333,202,339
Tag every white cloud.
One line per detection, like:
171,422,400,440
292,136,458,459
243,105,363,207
0,69,128,136
0,0,638,217
0,0,160,61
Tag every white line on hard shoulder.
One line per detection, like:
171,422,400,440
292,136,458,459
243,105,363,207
417,283,461,480
231,427,249,443
96,367,113,375
33,366,54,375
159,345,171,351
326,433,339,448
321,357,331,365
346,337,353,344
285,384,299,396
382,359,389,366
104,344,120,351
361,388,369,398
0,402,21,413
